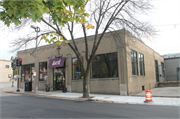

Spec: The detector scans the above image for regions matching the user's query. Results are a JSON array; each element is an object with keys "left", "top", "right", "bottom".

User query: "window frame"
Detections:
[
  {"left": 39, "top": 62, "right": 47, "bottom": 81},
  {"left": 139, "top": 53, "right": 145, "bottom": 76},
  {"left": 72, "top": 57, "right": 83, "bottom": 80},
  {"left": 90, "top": 52, "right": 118, "bottom": 79},
  {"left": 131, "top": 50, "right": 139, "bottom": 76},
  {"left": 21, "top": 64, "right": 34, "bottom": 82}
]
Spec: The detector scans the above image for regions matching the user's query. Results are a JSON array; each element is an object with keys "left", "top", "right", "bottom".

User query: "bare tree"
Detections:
[{"left": 4, "top": 0, "right": 155, "bottom": 98}]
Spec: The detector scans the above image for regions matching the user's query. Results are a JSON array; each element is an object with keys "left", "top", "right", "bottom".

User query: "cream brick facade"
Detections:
[
  {"left": 18, "top": 30, "right": 164, "bottom": 95},
  {"left": 0, "top": 60, "right": 12, "bottom": 82},
  {"left": 125, "top": 34, "right": 165, "bottom": 95}
]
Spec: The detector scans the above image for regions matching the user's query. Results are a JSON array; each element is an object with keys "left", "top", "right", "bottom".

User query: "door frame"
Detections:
[
  {"left": 53, "top": 67, "right": 65, "bottom": 91},
  {"left": 55, "top": 75, "right": 63, "bottom": 90}
]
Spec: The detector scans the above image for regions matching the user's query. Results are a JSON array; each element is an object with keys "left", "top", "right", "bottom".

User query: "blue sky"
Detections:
[{"left": 0, "top": 0, "right": 180, "bottom": 61}]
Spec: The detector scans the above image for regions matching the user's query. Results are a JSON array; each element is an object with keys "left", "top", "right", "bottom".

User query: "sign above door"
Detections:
[{"left": 48, "top": 57, "right": 66, "bottom": 68}]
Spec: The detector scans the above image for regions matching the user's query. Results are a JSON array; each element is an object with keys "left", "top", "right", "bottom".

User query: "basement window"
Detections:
[{"left": 142, "top": 86, "right": 145, "bottom": 91}]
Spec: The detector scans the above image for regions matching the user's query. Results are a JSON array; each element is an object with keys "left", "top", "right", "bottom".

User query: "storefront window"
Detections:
[
  {"left": 21, "top": 64, "right": 34, "bottom": 82},
  {"left": 91, "top": 53, "right": 118, "bottom": 78},
  {"left": 39, "top": 62, "right": 47, "bottom": 81},
  {"left": 72, "top": 58, "right": 83, "bottom": 80}
]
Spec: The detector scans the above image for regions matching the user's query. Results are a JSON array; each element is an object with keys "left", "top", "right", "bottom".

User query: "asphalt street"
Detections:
[{"left": 0, "top": 88, "right": 180, "bottom": 119}]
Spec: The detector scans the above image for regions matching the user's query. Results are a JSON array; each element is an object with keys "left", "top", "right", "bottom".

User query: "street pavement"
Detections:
[
  {"left": 1, "top": 82, "right": 180, "bottom": 106},
  {"left": 1, "top": 91, "right": 179, "bottom": 118}
]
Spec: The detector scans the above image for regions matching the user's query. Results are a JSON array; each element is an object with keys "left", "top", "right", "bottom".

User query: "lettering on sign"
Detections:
[{"left": 52, "top": 60, "right": 61, "bottom": 66}]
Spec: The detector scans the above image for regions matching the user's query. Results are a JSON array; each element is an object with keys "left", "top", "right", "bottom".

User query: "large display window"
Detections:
[
  {"left": 91, "top": 52, "right": 118, "bottom": 78},
  {"left": 72, "top": 58, "right": 83, "bottom": 80},
  {"left": 21, "top": 64, "right": 34, "bottom": 82},
  {"left": 39, "top": 62, "right": 47, "bottom": 81}
]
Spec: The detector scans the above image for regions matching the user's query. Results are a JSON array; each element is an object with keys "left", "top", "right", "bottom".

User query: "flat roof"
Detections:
[{"left": 164, "top": 57, "right": 180, "bottom": 60}]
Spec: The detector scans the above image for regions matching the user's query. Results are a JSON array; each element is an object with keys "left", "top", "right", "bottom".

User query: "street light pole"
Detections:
[{"left": 31, "top": 25, "right": 40, "bottom": 94}]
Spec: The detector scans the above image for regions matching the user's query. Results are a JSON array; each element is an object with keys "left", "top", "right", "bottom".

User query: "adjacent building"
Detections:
[
  {"left": 162, "top": 53, "right": 180, "bottom": 81},
  {"left": 17, "top": 29, "right": 165, "bottom": 95},
  {"left": 162, "top": 53, "right": 180, "bottom": 58},
  {"left": 0, "top": 59, "right": 12, "bottom": 82}
]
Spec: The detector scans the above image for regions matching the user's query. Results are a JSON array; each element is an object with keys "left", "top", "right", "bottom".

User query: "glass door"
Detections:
[
  {"left": 53, "top": 67, "right": 65, "bottom": 90},
  {"left": 56, "top": 75, "right": 63, "bottom": 90}
]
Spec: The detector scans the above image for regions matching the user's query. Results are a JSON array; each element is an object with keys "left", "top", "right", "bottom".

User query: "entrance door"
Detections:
[
  {"left": 55, "top": 75, "right": 63, "bottom": 90},
  {"left": 53, "top": 67, "right": 65, "bottom": 90}
]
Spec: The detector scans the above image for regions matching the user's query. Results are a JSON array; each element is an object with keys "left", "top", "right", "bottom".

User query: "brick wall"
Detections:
[
  {"left": 17, "top": 30, "right": 164, "bottom": 95},
  {"left": 125, "top": 34, "right": 164, "bottom": 95}
]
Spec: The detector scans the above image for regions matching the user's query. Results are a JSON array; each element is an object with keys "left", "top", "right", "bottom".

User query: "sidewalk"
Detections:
[
  {"left": 134, "top": 87, "right": 180, "bottom": 98},
  {"left": 2, "top": 86, "right": 180, "bottom": 106}
]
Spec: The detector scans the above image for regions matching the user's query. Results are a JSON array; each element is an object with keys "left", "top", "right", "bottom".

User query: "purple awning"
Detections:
[{"left": 48, "top": 57, "right": 66, "bottom": 68}]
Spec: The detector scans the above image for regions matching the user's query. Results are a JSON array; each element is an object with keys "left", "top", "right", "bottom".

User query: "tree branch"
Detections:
[
  {"left": 67, "top": 22, "right": 80, "bottom": 56},
  {"left": 41, "top": 17, "right": 58, "bottom": 32},
  {"left": 56, "top": 23, "right": 61, "bottom": 33},
  {"left": 91, "top": 0, "right": 106, "bottom": 57},
  {"left": 91, "top": 1, "right": 128, "bottom": 61},
  {"left": 82, "top": 24, "right": 88, "bottom": 61}
]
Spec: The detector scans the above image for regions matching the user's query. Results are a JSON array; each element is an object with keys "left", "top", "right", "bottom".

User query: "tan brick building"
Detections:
[
  {"left": 17, "top": 30, "right": 165, "bottom": 95},
  {"left": 0, "top": 59, "right": 12, "bottom": 82}
]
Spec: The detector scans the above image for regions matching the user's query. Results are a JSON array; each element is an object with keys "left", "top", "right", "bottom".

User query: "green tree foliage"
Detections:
[
  {"left": 0, "top": 0, "right": 90, "bottom": 43},
  {"left": 0, "top": 0, "right": 89, "bottom": 26}
]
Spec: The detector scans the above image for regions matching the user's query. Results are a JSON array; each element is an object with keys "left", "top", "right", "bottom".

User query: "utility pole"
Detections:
[{"left": 31, "top": 25, "right": 40, "bottom": 94}]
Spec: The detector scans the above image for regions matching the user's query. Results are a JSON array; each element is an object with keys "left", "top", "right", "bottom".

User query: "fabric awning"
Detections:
[{"left": 48, "top": 57, "right": 66, "bottom": 68}]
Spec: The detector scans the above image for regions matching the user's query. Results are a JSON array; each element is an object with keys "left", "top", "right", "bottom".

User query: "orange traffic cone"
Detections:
[{"left": 144, "top": 90, "right": 153, "bottom": 103}]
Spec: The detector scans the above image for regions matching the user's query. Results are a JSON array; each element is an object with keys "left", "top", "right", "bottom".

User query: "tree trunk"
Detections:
[{"left": 83, "top": 66, "right": 91, "bottom": 98}]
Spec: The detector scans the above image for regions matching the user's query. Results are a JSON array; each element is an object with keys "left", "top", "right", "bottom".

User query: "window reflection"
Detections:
[
  {"left": 72, "top": 58, "right": 83, "bottom": 80},
  {"left": 131, "top": 50, "right": 138, "bottom": 75},
  {"left": 39, "top": 62, "right": 47, "bottom": 81},
  {"left": 91, "top": 53, "right": 118, "bottom": 78},
  {"left": 139, "top": 53, "right": 145, "bottom": 76},
  {"left": 21, "top": 64, "right": 34, "bottom": 82}
]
